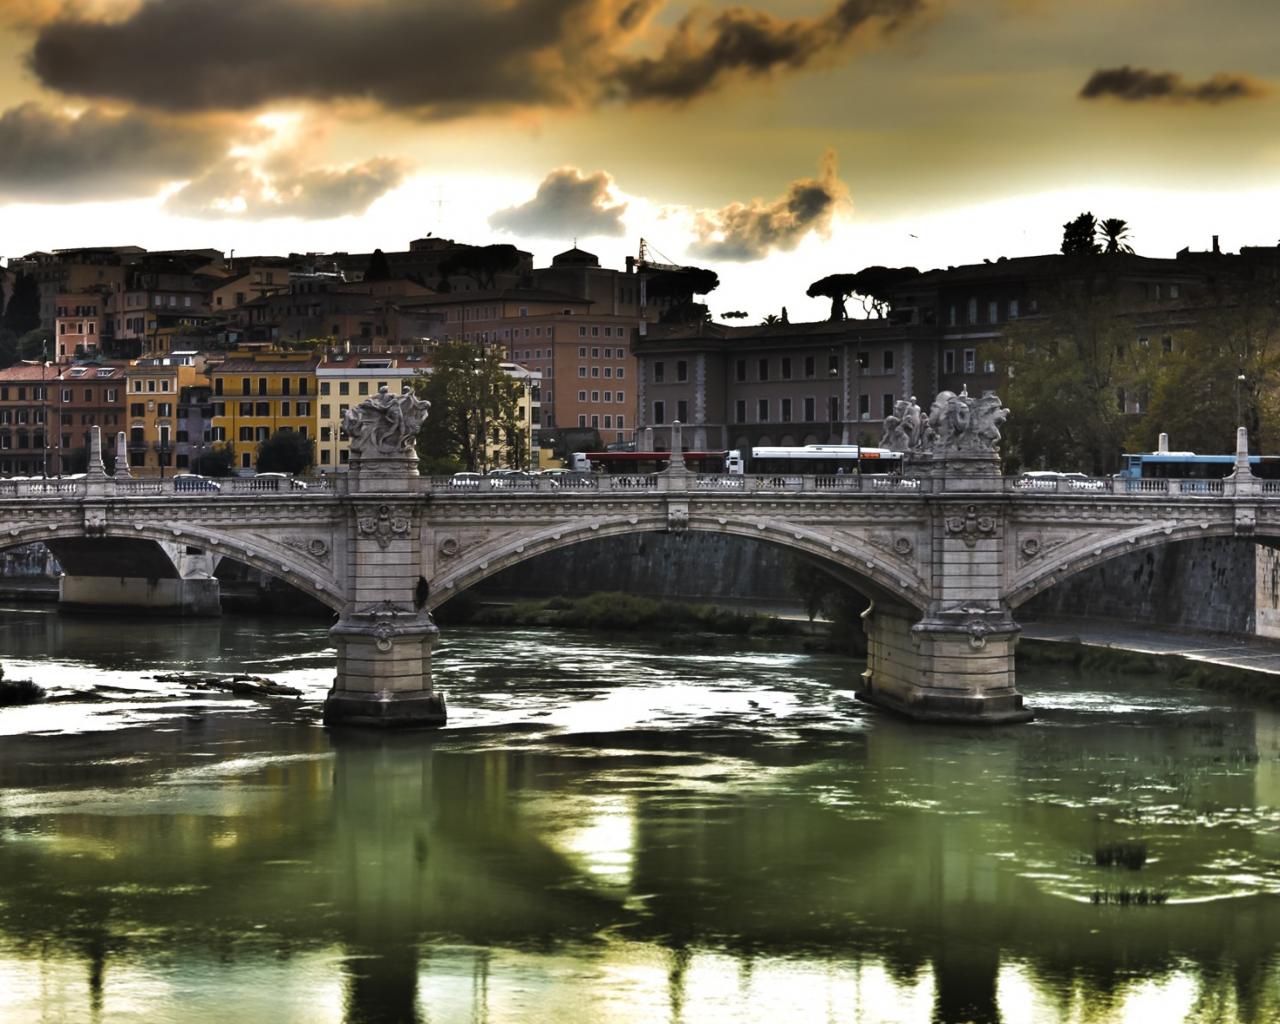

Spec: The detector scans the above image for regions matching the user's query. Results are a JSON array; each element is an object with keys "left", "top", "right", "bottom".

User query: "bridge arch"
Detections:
[
  {"left": 1007, "top": 520, "right": 1263, "bottom": 610},
  {"left": 0, "top": 522, "right": 345, "bottom": 613},
  {"left": 425, "top": 514, "right": 929, "bottom": 614}
]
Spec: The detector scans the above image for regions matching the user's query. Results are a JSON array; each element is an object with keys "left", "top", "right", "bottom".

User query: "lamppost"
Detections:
[
  {"left": 828, "top": 348, "right": 840, "bottom": 445},
  {"left": 1236, "top": 372, "right": 1247, "bottom": 434}
]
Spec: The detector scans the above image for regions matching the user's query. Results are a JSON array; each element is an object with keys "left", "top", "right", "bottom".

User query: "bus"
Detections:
[
  {"left": 727, "top": 445, "right": 904, "bottom": 476},
  {"left": 569, "top": 450, "right": 730, "bottom": 474},
  {"left": 1116, "top": 450, "right": 1280, "bottom": 481}
]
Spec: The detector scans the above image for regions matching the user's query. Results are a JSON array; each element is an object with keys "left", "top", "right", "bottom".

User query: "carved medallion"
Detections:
[
  {"left": 358, "top": 503, "right": 410, "bottom": 550},
  {"left": 944, "top": 504, "right": 997, "bottom": 548}
]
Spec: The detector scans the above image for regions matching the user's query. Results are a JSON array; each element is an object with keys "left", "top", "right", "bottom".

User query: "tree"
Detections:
[
  {"left": 985, "top": 276, "right": 1159, "bottom": 474},
  {"left": 256, "top": 430, "right": 314, "bottom": 474},
  {"left": 2, "top": 272, "right": 40, "bottom": 336},
  {"left": 193, "top": 445, "right": 235, "bottom": 477},
  {"left": 841, "top": 266, "right": 921, "bottom": 318},
  {"left": 647, "top": 265, "right": 720, "bottom": 325},
  {"left": 363, "top": 248, "right": 392, "bottom": 281},
  {"left": 1098, "top": 218, "right": 1134, "bottom": 255},
  {"left": 721, "top": 310, "right": 749, "bottom": 320},
  {"left": 438, "top": 244, "right": 523, "bottom": 290},
  {"left": 761, "top": 313, "right": 781, "bottom": 326},
  {"left": 1061, "top": 212, "right": 1101, "bottom": 256},
  {"left": 806, "top": 273, "right": 860, "bottom": 321},
  {"left": 414, "top": 342, "right": 523, "bottom": 473}
]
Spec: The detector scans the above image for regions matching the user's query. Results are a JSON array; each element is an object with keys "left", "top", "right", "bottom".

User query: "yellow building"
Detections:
[
  {"left": 316, "top": 353, "right": 422, "bottom": 472},
  {"left": 209, "top": 350, "right": 321, "bottom": 473},
  {"left": 124, "top": 355, "right": 203, "bottom": 476},
  {"left": 491, "top": 362, "right": 542, "bottom": 470}
]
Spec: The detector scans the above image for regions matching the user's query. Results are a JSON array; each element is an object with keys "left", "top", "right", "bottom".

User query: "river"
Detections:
[{"left": 0, "top": 604, "right": 1278, "bottom": 1024}]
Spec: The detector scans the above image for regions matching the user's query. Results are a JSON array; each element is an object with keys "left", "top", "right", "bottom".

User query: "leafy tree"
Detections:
[
  {"left": 0, "top": 329, "right": 17, "bottom": 369},
  {"left": 1098, "top": 218, "right": 1134, "bottom": 255},
  {"left": 985, "top": 279, "right": 1158, "bottom": 474},
  {"left": 363, "top": 248, "right": 392, "bottom": 281},
  {"left": 2, "top": 272, "right": 40, "bottom": 336},
  {"left": 806, "top": 273, "right": 860, "bottom": 321},
  {"left": 193, "top": 445, "right": 235, "bottom": 477},
  {"left": 414, "top": 342, "right": 523, "bottom": 472},
  {"left": 18, "top": 329, "right": 52, "bottom": 362},
  {"left": 1142, "top": 276, "right": 1280, "bottom": 453},
  {"left": 256, "top": 430, "right": 315, "bottom": 474},
  {"left": 1061, "top": 212, "right": 1101, "bottom": 256},
  {"left": 721, "top": 310, "right": 748, "bottom": 320}
]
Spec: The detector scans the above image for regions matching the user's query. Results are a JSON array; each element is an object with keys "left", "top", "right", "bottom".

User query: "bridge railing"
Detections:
[{"left": 1008, "top": 476, "right": 1231, "bottom": 496}]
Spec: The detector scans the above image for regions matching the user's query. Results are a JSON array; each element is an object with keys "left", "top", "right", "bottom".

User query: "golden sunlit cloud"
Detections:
[
  {"left": 689, "top": 150, "right": 850, "bottom": 262},
  {"left": 490, "top": 167, "right": 628, "bottom": 239}
]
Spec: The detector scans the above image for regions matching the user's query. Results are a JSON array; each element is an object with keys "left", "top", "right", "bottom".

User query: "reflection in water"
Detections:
[{"left": 1, "top": 605, "right": 1279, "bottom": 1022}]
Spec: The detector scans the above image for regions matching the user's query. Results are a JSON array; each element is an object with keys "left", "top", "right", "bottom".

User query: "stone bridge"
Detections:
[{"left": 2, "top": 397, "right": 1277, "bottom": 727}]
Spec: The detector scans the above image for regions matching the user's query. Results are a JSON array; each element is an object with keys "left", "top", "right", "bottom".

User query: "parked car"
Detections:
[
  {"left": 253, "top": 472, "right": 308, "bottom": 491},
  {"left": 173, "top": 474, "right": 222, "bottom": 493},
  {"left": 1016, "top": 470, "right": 1106, "bottom": 491}
]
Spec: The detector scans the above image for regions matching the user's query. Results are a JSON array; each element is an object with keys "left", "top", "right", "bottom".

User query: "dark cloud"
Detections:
[
  {"left": 0, "top": 102, "right": 227, "bottom": 201},
  {"left": 608, "top": 0, "right": 924, "bottom": 103},
  {"left": 1080, "top": 66, "right": 1267, "bottom": 105},
  {"left": 490, "top": 167, "right": 628, "bottom": 238},
  {"left": 166, "top": 155, "right": 409, "bottom": 220},
  {"left": 690, "top": 151, "right": 848, "bottom": 261},
  {"left": 29, "top": 0, "right": 927, "bottom": 115}
]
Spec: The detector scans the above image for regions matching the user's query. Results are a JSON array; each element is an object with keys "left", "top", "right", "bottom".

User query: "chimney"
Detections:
[{"left": 1212, "top": 235, "right": 1220, "bottom": 254}]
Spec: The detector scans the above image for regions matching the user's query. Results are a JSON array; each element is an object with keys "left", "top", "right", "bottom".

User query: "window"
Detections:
[
  {"left": 804, "top": 396, "right": 816, "bottom": 421},
  {"left": 130, "top": 403, "right": 145, "bottom": 417},
  {"left": 963, "top": 349, "right": 976, "bottom": 374},
  {"left": 859, "top": 394, "right": 870, "bottom": 419},
  {"left": 967, "top": 297, "right": 978, "bottom": 324},
  {"left": 616, "top": 368, "right": 625, "bottom": 379},
  {"left": 339, "top": 382, "right": 350, "bottom": 396},
  {"left": 578, "top": 390, "right": 587, "bottom": 402},
  {"left": 780, "top": 398, "right": 792, "bottom": 422},
  {"left": 653, "top": 400, "right": 666, "bottom": 424},
  {"left": 215, "top": 379, "right": 224, "bottom": 396},
  {"left": 1170, "top": 283, "right": 1181, "bottom": 299},
  {"left": 882, "top": 393, "right": 895, "bottom": 418},
  {"left": 735, "top": 399, "right": 747, "bottom": 422},
  {"left": 883, "top": 350, "right": 894, "bottom": 372},
  {"left": 673, "top": 399, "right": 686, "bottom": 422},
  {"left": 61, "top": 389, "right": 71, "bottom": 403},
  {"left": 654, "top": 361, "right": 665, "bottom": 383},
  {"left": 591, "top": 390, "right": 600, "bottom": 402},
  {"left": 944, "top": 350, "right": 955, "bottom": 374},
  {"left": 988, "top": 300, "right": 999, "bottom": 324},
  {"left": 804, "top": 355, "right": 815, "bottom": 378},
  {"left": 1162, "top": 335, "right": 1173, "bottom": 354},
  {"left": 239, "top": 401, "right": 253, "bottom": 416},
  {"left": 604, "top": 367, "right": 612, "bottom": 378},
  {"left": 616, "top": 416, "right": 624, "bottom": 429},
  {"left": 757, "top": 398, "right": 768, "bottom": 422},
  {"left": 321, "top": 404, "right": 331, "bottom": 419},
  {"left": 147, "top": 379, "right": 156, "bottom": 393},
  {"left": 676, "top": 360, "right": 688, "bottom": 382},
  {"left": 281, "top": 401, "right": 291, "bottom": 417},
  {"left": 615, "top": 391, "right": 624, "bottom": 402},
  {"left": 591, "top": 367, "right": 599, "bottom": 378},
  {"left": 983, "top": 359, "right": 996, "bottom": 374},
  {"left": 358, "top": 381, "right": 369, "bottom": 396},
  {"left": 157, "top": 403, "right": 172, "bottom": 417},
  {"left": 590, "top": 415, "right": 599, "bottom": 428},
  {"left": 1009, "top": 299, "right": 1020, "bottom": 320},
  {"left": 320, "top": 381, "right": 331, "bottom": 396},
  {"left": 781, "top": 357, "right": 792, "bottom": 380},
  {"left": 241, "top": 378, "right": 251, "bottom": 396},
  {"left": 578, "top": 366, "right": 587, "bottom": 378},
  {"left": 758, "top": 358, "right": 769, "bottom": 381},
  {"left": 238, "top": 427, "right": 253, "bottom": 441}
]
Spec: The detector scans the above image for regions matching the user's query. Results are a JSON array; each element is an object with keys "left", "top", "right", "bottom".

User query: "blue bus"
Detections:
[{"left": 1116, "top": 450, "right": 1280, "bottom": 480}]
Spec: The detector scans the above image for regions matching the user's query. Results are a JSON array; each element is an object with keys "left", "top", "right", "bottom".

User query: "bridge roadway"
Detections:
[{"left": 1, "top": 426, "right": 1276, "bottom": 727}]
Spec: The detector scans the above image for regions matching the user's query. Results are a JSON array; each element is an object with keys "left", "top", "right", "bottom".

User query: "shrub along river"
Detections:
[{"left": 0, "top": 603, "right": 1278, "bottom": 1024}]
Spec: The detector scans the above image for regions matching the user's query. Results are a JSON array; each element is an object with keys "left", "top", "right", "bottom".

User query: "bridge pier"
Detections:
[
  {"left": 322, "top": 387, "right": 446, "bottom": 730},
  {"left": 858, "top": 602, "right": 1030, "bottom": 723}
]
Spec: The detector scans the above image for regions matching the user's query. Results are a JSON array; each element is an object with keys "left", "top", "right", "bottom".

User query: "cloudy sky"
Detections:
[{"left": 1, "top": 0, "right": 1277, "bottom": 319}]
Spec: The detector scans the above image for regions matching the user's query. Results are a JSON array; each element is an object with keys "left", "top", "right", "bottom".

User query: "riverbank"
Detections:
[{"left": 1020, "top": 619, "right": 1280, "bottom": 704}]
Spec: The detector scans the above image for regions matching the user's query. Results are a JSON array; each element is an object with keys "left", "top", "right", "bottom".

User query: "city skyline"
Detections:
[{"left": 1, "top": 0, "right": 1278, "bottom": 317}]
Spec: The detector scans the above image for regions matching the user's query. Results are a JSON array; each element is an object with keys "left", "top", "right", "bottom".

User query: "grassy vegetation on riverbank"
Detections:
[
  {"left": 437, "top": 591, "right": 806, "bottom": 638},
  {"left": 1018, "top": 638, "right": 1280, "bottom": 703},
  {"left": 0, "top": 664, "right": 45, "bottom": 706}
]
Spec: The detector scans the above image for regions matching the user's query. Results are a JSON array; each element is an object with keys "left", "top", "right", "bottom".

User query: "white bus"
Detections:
[{"left": 727, "top": 445, "right": 903, "bottom": 476}]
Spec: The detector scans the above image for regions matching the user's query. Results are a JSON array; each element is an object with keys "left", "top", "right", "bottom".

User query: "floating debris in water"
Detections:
[
  {"left": 1095, "top": 842, "right": 1148, "bottom": 870},
  {"left": 150, "top": 673, "right": 303, "bottom": 698},
  {"left": 1091, "top": 888, "right": 1169, "bottom": 906}
]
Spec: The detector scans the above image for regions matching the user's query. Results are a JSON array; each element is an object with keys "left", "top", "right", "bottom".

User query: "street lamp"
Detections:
[{"left": 1236, "top": 372, "right": 1247, "bottom": 434}]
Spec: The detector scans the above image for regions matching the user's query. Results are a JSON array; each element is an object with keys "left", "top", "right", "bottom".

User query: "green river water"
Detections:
[{"left": 0, "top": 604, "right": 1278, "bottom": 1023}]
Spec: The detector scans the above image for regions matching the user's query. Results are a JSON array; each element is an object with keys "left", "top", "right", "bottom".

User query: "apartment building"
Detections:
[
  {"left": 124, "top": 355, "right": 204, "bottom": 476},
  {"left": 634, "top": 319, "right": 930, "bottom": 452},
  {"left": 0, "top": 364, "right": 52, "bottom": 476},
  {"left": 53, "top": 362, "right": 128, "bottom": 473},
  {"left": 209, "top": 351, "right": 321, "bottom": 472},
  {"left": 53, "top": 292, "right": 107, "bottom": 362}
]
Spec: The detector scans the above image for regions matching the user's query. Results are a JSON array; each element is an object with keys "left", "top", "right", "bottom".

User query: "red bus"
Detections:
[{"left": 569, "top": 450, "right": 729, "bottom": 474}]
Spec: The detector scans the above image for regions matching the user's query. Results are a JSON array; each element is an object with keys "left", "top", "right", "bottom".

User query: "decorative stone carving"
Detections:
[
  {"left": 439, "top": 537, "right": 461, "bottom": 558},
  {"left": 357, "top": 504, "right": 411, "bottom": 549},
  {"left": 343, "top": 384, "right": 430, "bottom": 457},
  {"left": 282, "top": 535, "right": 330, "bottom": 561},
  {"left": 883, "top": 386, "right": 1009, "bottom": 456},
  {"left": 893, "top": 536, "right": 913, "bottom": 555},
  {"left": 944, "top": 504, "right": 997, "bottom": 548}
]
